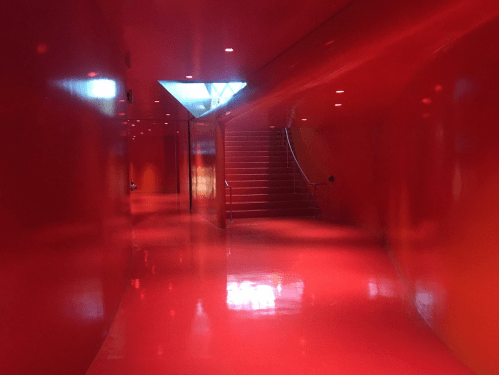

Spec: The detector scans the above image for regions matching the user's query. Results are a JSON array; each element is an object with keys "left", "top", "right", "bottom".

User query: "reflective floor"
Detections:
[{"left": 85, "top": 194, "right": 472, "bottom": 375}]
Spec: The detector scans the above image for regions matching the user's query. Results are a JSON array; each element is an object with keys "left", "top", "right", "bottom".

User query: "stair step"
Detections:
[
  {"left": 226, "top": 180, "right": 308, "bottom": 188},
  {"left": 226, "top": 167, "right": 295, "bottom": 174},
  {"left": 226, "top": 186, "right": 310, "bottom": 195},
  {"left": 225, "top": 150, "right": 287, "bottom": 154},
  {"left": 225, "top": 193, "right": 313, "bottom": 202},
  {"left": 224, "top": 129, "right": 316, "bottom": 219},
  {"left": 225, "top": 130, "right": 280, "bottom": 134},
  {"left": 226, "top": 173, "right": 301, "bottom": 181},
  {"left": 226, "top": 161, "right": 294, "bottom": 168},
  {"left": 227, "top": 200, "right": 315, "bottom": 210},
  {"left": 225, "top": 138, "right": 287, "bottom": 143},
  {"left": 226, "top": 146, "right": 288, "bottom": 153},
  {"left": 228, "top": 208, "right": 317, "bottom": 219},
  {"left": 226, "top": 156, "right": 290, "bottom": 163}
]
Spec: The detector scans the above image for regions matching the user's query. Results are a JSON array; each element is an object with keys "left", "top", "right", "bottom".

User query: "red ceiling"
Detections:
[
  {"left": 121, "top": 0, "right": 353, "bottom": 82},
  {"left": 119, "top": 0, "right": 499, "bottom": 123}
]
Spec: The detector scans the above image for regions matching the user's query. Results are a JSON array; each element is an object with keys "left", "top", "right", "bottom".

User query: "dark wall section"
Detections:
[
  {"left": 291, "top": 16, "right": 499, "bottom": 375},
  {"left": 129, "top": 119, "right": 178, "bottom": 194},
  {"left": 0, "top": 1, "right": 132, "bottom": 374},
  {"left": 177, "top": 120, "right": 191, "bottom": 208}
]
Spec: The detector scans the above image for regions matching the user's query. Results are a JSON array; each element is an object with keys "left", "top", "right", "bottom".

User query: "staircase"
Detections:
[{"left": 225, "top": 128, "right": 317, "bottom": 219}]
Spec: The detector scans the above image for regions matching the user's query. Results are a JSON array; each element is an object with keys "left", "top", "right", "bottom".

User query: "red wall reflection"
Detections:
[
  {"left": 190, "top": 121, "right": 226, "bottom": 228},
  {"left": 0, "top": 1, "right": 132, "bottom": 374},
  {"left": 222, "top": 1, "right": 499, "bottom": 373}
]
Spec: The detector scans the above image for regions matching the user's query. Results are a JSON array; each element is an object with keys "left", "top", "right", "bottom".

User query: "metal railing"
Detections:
[
  {"left": 284, "top": 128, "right": 326, "bottom": 218},
  {"left": 225, "top": 180, "right": 233, "bottom": 222}
]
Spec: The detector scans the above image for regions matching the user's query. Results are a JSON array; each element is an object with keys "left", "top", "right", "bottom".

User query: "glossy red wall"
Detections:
[
  {"left": 222, "top": 1, "right": 499, "bottom": 373},
  {"left": 190, "top": 120, "right": 226, "bottom": 228},
  {"left": 0, "top": 1, "right": 132, "bottom": 374},
  {"left": 290, "top": 15, "right": 499, "bottom": 375}
]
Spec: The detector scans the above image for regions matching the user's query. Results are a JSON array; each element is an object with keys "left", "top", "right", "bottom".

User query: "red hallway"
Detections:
[
  {"left": 86, "top": 194, "right": 472, "bottom": 375},
  {"left": 2, "top": 0, "right": 499, "bottom": 374}
]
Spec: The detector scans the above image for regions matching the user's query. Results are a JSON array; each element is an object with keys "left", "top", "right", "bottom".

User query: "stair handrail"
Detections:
[
  {"left": 284, "top": 128, "right": 326, "bottom": 188},
  {"left": 284, "top": 127, "right": 326, "bottom": 217},
  {"left": 225, "top": 180, "right": 233, "bottom": 222}
]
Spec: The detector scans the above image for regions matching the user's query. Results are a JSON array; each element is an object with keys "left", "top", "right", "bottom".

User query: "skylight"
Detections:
[{"left": 159, "top": 81, "right": 246, "bottom": 118}]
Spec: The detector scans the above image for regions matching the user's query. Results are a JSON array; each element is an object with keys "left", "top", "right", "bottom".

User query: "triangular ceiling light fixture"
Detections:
[{"left": 159, "top": 81, "right": 246, "bottom": 118}]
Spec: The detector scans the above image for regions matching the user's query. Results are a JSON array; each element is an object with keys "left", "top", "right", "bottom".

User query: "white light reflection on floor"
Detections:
[
  {"left": 227, "top": 274, "right": 304, "bottom": 315},
  {"left": 367, "top": 278, "right": 395, "bottom": 299}
]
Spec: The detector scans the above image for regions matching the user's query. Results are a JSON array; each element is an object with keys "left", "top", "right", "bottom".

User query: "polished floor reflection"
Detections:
[{"left": 85, "top": 194, "right": 472, "bottom": 375}]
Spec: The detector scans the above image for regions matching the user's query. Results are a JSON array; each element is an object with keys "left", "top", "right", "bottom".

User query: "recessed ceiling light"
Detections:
[
  {"left": 186, "top": 75, "right": 193, "bottom": 79},
  {"left": 302, "top": 118, "right": 308, "bottom": 121},
  {"left": 136, "top": 120, "right": 140, "bottom": 122},
  {"left": 335, "top": 104, "right": 342, "bottom": 107},
  {"left": 148, "top": 129, "right": 151, "bottom": 131},
  {"left": 336, "top": 90, "right": 344, "bottom": 93},
  {"left": 225, "top": 48, "right": 234, "bottom": 52},
  {"left": 166, "top": 113, "right": 170, "bottom": 116},
  {"left": 154, "top": 100, "right": 160, "bottom": 103},
  {"left": 164, "top": 122, "right": 168, "bottom": 125}
]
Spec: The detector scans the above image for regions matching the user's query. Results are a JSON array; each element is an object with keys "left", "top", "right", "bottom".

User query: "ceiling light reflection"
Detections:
[{"left": 226, "top": 274, "right": 304, "bottom": 315}]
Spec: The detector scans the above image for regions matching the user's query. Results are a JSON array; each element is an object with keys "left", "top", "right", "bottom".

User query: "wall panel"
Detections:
[{"left": 0, "top": 1, "right": 132, "bottom": 374}]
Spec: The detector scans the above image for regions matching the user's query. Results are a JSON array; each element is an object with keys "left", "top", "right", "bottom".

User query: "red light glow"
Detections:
[
  {"left": 36, "top": 43, "right": 48, "bottom": 54},
  {"left": 88, "top": 72, "right": 98, "bottom": 77},
  {"left": 422, "top": 98, "right": 432, "bottom": 104}
]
